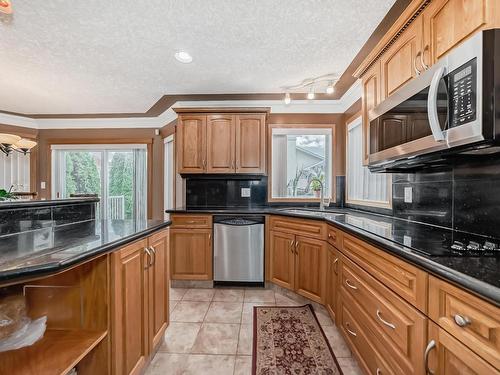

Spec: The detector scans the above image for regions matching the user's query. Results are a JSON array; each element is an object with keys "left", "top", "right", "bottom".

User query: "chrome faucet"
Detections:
[{"left": 309, "top": 178, "right": 325, "bottom": 211}]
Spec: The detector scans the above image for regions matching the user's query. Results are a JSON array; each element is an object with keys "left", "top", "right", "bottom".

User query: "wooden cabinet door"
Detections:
[
  {"left": 325, "top": 245, "right": 340, "bottom": 322},
  {"left": 427, "top": 322, "right": 499, "bottom": 375},
  {"left": 361, "top": 60, "right": 381, "bottom": 165},
  {"left": 207, "top": 114, "right": 235, "bottom": 173},
  {"left": 380, "top": 18, "right": 423, "bottom": 100},
  {"left": 294, "top": 236, "right": 327, "bottom": 304},
  {"left": 378, "top": 114, "right": 408, "bottom": 151},
  {"left": 177, "top": 115, "right": 206, "bottom": 173},
  {"left": 170, "top": 229, "right": 212, "bottom": 280},
  {"left": 235, "top": 114, "right": 266, "bottom": 174},
  {"left": 269, "top": 230, "right": 295, "bottom": 291},
  {"left": 111, "top": 239, "right": 149, "bottom": 375},
  {"left": 422, "top": 0, "right": 490, "bottom": 65},
  {"left": 147, "top": 230, "right": 169, "bottom": 352}
]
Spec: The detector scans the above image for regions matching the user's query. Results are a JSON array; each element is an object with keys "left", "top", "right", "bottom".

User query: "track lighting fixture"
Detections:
[
  {"left": 307, "top": 87, "right": 315, "bottom": 100},
  {"left": 280, "top": 73, "right": 339, "bottom": 103},
  {"left": 284, "top": 92, "right": 291, "bottom": 105},
  {"left": 326, "top": 81, "right": 335, "bottom": 94}
]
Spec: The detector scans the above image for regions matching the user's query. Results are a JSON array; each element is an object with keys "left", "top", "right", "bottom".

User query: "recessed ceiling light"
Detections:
[
  {"left": 174, "top": 51, "right": 193, "bottom": 63},
  {"left": 307, "top": 87, "right": 315, "bottom": 100}
]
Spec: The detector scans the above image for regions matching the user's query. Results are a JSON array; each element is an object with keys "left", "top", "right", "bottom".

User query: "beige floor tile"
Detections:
[
  {"left": 182, "top": 288, "right": 215, "bottom": 302},
  {"left": 322, "top": 325, "right": 351, "bottom": 358},
  {"left": 241, "top": 302, "right": 275, "bottom": 325},
  {"left": 169, "top": 300, "right": 178, "bottom": 313},
  {"left": 191, "top": 323, "right": 240, "bottom": 355},
  {"left": 275, "top": 293, "right": 302, "bottom": 306},
  {"left": 234, "top": 355, "right": 252, "bottom": 375},
  {"left": 204, "top": 302, "right": 243, "bottom": 323},
  {"left": 337, "top": 357, "right": 363, "bottom": 375},
  {"left": 315, "top": 309, "right": 334, "bottom": 326},
  {"left": 159, "top": 322, "right": 202, "bottom": 353},
  {"left": 147, "top": 353, "right": 235, "bottom": 375},
  {"left": 244, "top": 289, "right": 275, "bottom": 303},
  {"left": 213, "top": 288, "right": 245, "bottom": 302},
  {"left": 237, "top": 324, "right": 253, "bottom": 355},
  {"left": 170, "top": 288, "right": 187, "bottom": 301},
  {"left": 170, "top": 301, "right": 210, "bottom": 323}
]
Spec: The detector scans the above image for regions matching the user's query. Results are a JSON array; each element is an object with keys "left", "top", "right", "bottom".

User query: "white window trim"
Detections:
[
  {"left": 345, "top": 116, "right": 392, "bottom": 209},
  {"left": 51, "top": 144, "right": 147, "bottom": 150}
]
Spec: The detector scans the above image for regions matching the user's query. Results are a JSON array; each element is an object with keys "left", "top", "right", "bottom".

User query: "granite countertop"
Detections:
[
  {"left": 0, "top": 218, "right": 171, "bottom": 283},
  {"left": 0, "top": 197, "right": 100, "bottom": 210},
  {"left": 167, "top": 207, "right": 500, "bottom": 306}
]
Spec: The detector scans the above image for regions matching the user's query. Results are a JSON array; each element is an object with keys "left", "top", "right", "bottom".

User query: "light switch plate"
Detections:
[
  {"left": 40, "top": 181, "right": 46, "bottom": 189},
  {"left": 404, "top": 186, "right": 413, "bottom": 203},
  {"left": 241, "top": 188, "right": 251, "bottom": 198},
  {"left": 403, "top": 235, "right": 412, "bottom": 247}
]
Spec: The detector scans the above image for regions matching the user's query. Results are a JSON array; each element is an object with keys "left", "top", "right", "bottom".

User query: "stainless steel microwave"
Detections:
[{"left": 368, "top": 29, "right": 499, "bottom": 171}]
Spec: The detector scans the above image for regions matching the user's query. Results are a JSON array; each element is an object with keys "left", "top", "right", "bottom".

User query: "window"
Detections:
[
  {"left": 271, "top": 126, "right": 333, "bottom": 201},
  {"left": 51, "top": 144, "right": 148, "bottom": 220},
  {"left": 346, "top": 117, "right": 391, "bottom": 207},
  {"left": 0, "top": 151, "right": 30, "bottom": 193}
]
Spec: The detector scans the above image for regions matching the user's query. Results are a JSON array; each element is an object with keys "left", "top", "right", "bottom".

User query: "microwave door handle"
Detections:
[{"left": 427, "top": 66, "right": 446, "bottom": 142}]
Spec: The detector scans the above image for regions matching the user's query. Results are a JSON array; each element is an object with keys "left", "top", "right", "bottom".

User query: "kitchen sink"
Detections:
[{"left": 277, "top": 208, "right": 345, "bottom": 219}]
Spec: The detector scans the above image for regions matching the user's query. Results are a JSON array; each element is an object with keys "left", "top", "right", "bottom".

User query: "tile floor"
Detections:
[{"left": 146, "top": 287, "right": 363, "bottom": 375}]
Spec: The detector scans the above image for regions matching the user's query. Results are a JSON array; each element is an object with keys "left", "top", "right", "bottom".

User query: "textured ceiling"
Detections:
[{"left": 0, "top": 0, "right": 395, "bottom": 115}]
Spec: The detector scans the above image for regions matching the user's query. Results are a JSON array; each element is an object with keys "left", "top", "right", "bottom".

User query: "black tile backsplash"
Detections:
[
  {"left": 392, "top": 154, "right": 500, "bottom": 239},
  {"left": 186, "top": 176, "right": 268, "bottom": 208}
]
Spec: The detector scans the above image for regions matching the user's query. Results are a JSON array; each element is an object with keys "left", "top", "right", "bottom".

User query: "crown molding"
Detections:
[{"left": 0, "top": 80, "right": 361, "bottom": 130}]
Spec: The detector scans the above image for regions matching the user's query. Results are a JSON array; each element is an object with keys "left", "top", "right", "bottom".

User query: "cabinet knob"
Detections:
[{"left": 454, "top": 314, "right": 471, "bottom": 327}]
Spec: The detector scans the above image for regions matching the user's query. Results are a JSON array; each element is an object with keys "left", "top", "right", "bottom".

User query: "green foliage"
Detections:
[
  {"left": 108, "top": 152, "right": 134, "bottom": 218},
  {"left": 65, "top": 152, "right": 101, "bottom": 196},
  {"left": 310, "top": 179, "right": 322, "bottom": 191},
  {"left": 0, "top": 188, "right": 18, "bottom": 201}
]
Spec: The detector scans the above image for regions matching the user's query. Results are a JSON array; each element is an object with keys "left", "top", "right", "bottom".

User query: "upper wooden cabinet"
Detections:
[
  {"left": 177, "top": 115, "right": 207, "bottom": 173},
  {"left": 207, "top": 114, "right": 236, "bottom": 173},
  {"left": 380, "top": 17, "right": 423, "bottom": 101},
  {"left": 361, "top": 60, "right": 381, "bottom": 164},
  {"left": 235, "top": 114, "right": 266, "bottom": 173},
  {"left": 175, "top": 109, "right": 268, "bottom": 175}
]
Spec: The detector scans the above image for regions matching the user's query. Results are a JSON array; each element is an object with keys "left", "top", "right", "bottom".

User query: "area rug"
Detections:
[{"left": 252, "top": 304, "right": 343, "bottom": 375}]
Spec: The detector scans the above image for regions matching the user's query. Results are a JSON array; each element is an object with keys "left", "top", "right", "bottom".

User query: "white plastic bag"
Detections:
[{"left": 0, "top": 316, "right": 47, "bottom": 352}]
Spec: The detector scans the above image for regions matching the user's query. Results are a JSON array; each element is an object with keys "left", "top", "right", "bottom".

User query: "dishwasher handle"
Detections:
[{"left": 213, "top": 215, "right": 265, "bottom": 226}]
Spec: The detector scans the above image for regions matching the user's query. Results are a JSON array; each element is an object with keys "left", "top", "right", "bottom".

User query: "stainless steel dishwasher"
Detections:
[{"left": 213, "top": 215, "right": 264, "bottom": 286}]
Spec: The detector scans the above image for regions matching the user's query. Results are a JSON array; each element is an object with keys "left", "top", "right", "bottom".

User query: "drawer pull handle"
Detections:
[
  {"left": 424, "top": 340, "right": 436, "bottom": 375},
  {"left": 414, "top": 52, "right": 422, "bottom": 76},
  {"left": 333, "top": 258, "right": 339, "bottom": 275},
  {"left": 345, "top": 323, "right": 357, "bottom": 337},
  {"left": 345, "top": 279, "right": 358, "bottom": 290},
  {"left": 376, "top": 369, "right": 381, "bottom": 375},
  {"left": 144, "top": 247, "right": 152, "bottom": 269},
  {"left": 289, "top": 240, "right": 295, "bottom": 253},
  {"left": 421, "top": 45, "right": 430, "bottom": 71},
  {"left": 376, "top": 309, "right": 396, "bottom": 330},
  {"left": 454, "top": 314, "right": 471, "bottom": 327}
]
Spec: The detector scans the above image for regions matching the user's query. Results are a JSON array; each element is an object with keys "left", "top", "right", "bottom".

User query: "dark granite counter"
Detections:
[
  {"left": 167, "top": 207, "right": 500, "bottom": 306},
  {"left": 0, "top": 197, "right": 99, "bottom": 210},
  {"left": 0, "top": 218, "right": 171, "bottom": 283}
]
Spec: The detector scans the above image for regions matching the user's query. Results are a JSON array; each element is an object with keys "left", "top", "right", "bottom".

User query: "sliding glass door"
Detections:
[{"left": 52, "top": 145, "right": 147, "bottom": 220}]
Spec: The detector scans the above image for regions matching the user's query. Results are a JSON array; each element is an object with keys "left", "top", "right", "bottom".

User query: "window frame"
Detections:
[
  {"left": 345, "top": 116, "right": 392, "bottom": 209},
  {"left": 268, "top": 123, "right": 336, "bottom": 203}
]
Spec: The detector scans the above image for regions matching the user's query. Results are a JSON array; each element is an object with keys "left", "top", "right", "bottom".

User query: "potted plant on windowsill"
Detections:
[
  {"left": 0, "top": 186, "right": 19, "bottom": 202},
  {"left": 311, "top": 179, "right": 322, "bottom": 198}
]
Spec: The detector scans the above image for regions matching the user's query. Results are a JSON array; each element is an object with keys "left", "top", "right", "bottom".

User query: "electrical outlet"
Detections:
[
  {"left": 241, "top": 188, "right": 251, "bottom": 198},
  {"left": 403, "top": 235, "right": 412, "bottom": 247},
  {"left": 404, "top": 186, "right": 413, "bottom": 203}
]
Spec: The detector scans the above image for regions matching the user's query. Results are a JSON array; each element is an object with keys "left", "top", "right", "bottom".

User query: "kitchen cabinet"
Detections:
[
  {"left": 207, "top": 114, "right": 235, "bottom": 173},
  {"left": 426, "top": 322, "right": 499, "bottom": 375},
  {"left": 269, "top": 230, "right": 296, "bottom": 290},
  {"left": 380, "top": 17, "right": 423, "bottom": 100},
  {"left": 361, "top": 60, "right": 381, "bottom": 164},
  {"left": 175, "top": 109, "right": 267, "bottom": 175},
  {"left": 269, "top": 219, "right": 327, "bottom": 304},
  {"left": 177, "top": 115, "right": 207, "bottom": 173},
  {"left": 111, "top": 230, "right": 169, "bottom": 375},
  {"left": 235, "top": 114, "right": 266, "bottom": 173},
  {"left": 170, "top": 229, "right": 212, "bottom": 280},
  {"left": 324, "top": 244, "right": 340, "bottom": 322}
]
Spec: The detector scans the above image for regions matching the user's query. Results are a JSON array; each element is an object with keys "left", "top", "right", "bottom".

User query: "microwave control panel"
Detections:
[{"left": 449, "top": 58, "right": 477, "bottom": 128}]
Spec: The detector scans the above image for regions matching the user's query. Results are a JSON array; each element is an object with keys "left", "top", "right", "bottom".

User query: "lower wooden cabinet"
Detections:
[
  {"left": 170, "top": 228, "right": 212, "bottom": 280},
  {"left": 426, "top": 321, "right": 499, "bottom": 375},
  {"left": 111, "top": 230, "right": 169, "bottom": 375},
  {"left": 269, "top": 230, "right": 326, "bottom": 304},
  {"left": 325, "top": 244, "right": 340, "bottom": 322}
]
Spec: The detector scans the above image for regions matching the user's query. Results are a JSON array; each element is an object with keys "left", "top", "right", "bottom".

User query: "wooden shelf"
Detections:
[{"left": 0, "top": 329, "right": 107, "bottom": 375}]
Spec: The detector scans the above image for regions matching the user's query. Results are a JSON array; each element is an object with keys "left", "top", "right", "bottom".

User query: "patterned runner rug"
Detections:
[{"left": 252, "top": 304, "right": 343, "bottom": 374}]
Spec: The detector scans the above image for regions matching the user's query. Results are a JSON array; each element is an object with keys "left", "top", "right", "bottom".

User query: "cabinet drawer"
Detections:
[
  {"left": 340, "top": 255, "right": 427, "bottom": 375},
  {"left": 326, "top": 225, "right": 342, "bottom": 249},
  {"left": 429, "top": 275, "right": 500, "bottom": 370},
  {"left": 342, "top": 233, "right": 428, "bottom": 312},
  {"left": 339, "top": 297, "right": 398, "bottom": 375},
  {"left": 269, "top": 216, "right": 326, "bottom": 240},
  {"left": 170, "top": 214, "right": 212, "bottom": 228}
]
